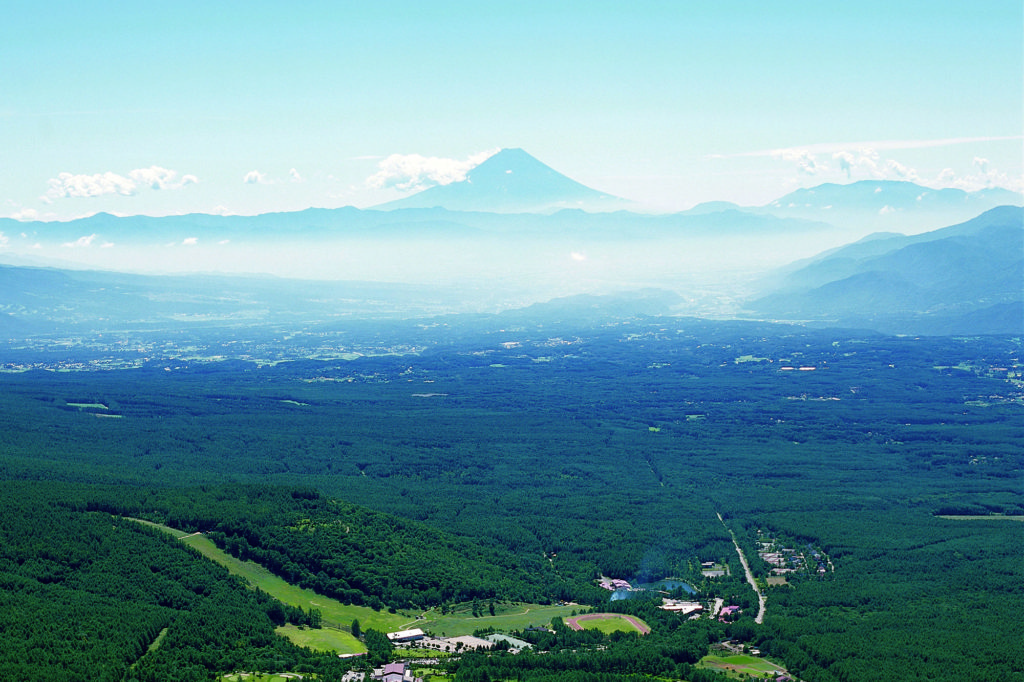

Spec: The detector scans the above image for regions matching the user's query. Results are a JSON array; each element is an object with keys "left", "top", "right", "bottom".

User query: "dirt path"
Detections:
[{"left": 718, "top": 513, "right": 766, "bottom": 624}]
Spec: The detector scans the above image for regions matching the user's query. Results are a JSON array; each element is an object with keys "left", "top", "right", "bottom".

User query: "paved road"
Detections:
[{"left": 718, "top": 513, "right": 766, "bottom": 624}]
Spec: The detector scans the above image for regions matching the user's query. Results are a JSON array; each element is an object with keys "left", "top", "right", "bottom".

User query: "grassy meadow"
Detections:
[
  {"left": 135, "top": 519, "right": 577, "bottom": 651},
  {"left": 697, "top": 653, "right": 788, "bottom": 679},
  {"left": 412, "top": 602, "right": 580, "bottom": 637}
]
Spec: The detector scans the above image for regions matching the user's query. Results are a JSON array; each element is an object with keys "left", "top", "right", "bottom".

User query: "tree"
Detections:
[
  {"left": 363, "top": 629, "right": 393, "bottom": 666},
  {"left": 351, "top": 618, "right": 361, "bottom": 639}
]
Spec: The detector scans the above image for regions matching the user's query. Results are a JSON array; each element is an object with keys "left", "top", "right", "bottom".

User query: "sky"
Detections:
[{"left": 2, "top": 0, "right": 1022, "bottom": 222}]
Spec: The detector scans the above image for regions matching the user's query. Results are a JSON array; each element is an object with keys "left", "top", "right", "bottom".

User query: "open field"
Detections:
[
  {"left": 129, "top": 517, "right": 192, "bottom": 539},
  {"left": 565, "top": 613, "right": 650, "bottom": 635},
  {"left": 136, "top": 519, "right": 577, "bottom": 648},
  {"left": 273, "top": 624, "right": 362, "bottom": 655},
  {"left": 176, "top": 532, "right": 405, "bottom": 636},
  {"left": 937, "top": 515, "right": 1024, "bottom": 522},
  {"left": 412, "top": 603, "right": 580, "bottom": 637},
  {"left": 697, "top": 653, "right": 787, "bottom": 679},
  {"left": 133, "top": 520, "right": 392, "bottom": 653},
  {"left": 221, "top": 673, "right": 315, "bottom": 681}
]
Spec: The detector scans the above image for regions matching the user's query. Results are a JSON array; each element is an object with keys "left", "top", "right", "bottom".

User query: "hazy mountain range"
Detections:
[
  {"left": 746, "top": 206, "right": 1024, "bottom": 334},
  {"left": 2, "top": 205, "right": 1020, "bottom": 337},
  {"left": 3, "top": 149, "right": 1017, "bottom": 249},
  {"left": 0, "top": 149, "right": 1020, "bottom": 336}
]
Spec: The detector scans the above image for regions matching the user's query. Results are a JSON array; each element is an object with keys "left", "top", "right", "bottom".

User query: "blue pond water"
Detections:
[{"left": 610, "top": 579, "right": 695, "bottom": 601}]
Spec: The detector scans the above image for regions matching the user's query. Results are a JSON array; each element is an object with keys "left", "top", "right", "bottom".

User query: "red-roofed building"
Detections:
[{"left": 372, "top": 662, "right": 421, "bottom": 682}]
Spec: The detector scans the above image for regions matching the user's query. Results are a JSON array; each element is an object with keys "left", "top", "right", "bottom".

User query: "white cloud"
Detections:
[
  {"left": 182, "top": 237, "right": 198, "bottom": 246},
  {"left": 129, "top": 166, "right": 176, "bottom": 190},
  {"left": 570, "top": 251, "right": 587, "bottom": 261},
  {"left": 0, "top": 233, "right": 8, "bottom": 248},
  {"left": 774, "top": 149, "right": 819, "bottom": 175},
  {"left": 244, "top": 170, "right": 269, "bottom": 184},
  {"left": 777, "top": 146, "right": 925, "bottom": 184},
  {"left": 367, "top": 148, "right": 499, "bottom": 191},
  {"left": 833, "top": 151, "right": 856, "bottom": 178},
  {"left": 11, "top": 208, "right": 39, "bottom": 222},
  {"left": 930, "top": 157, "right": 1024, "bottom": 193},
  {"left": 828, "top": 148, "right": 888, "bottom": 180},
  {"left": 885, "top": 159, "right": 918, "bottom": 181},
  {"left": 289, "top": 168, "right": 303, "bottom": 182},
  {"left": 48, "top": 171, "right": 136, "bottom": 199},
  {"left": 723, "top": 137, "right": 1022, "bottom": 194},
  {"left": 62, "top": 233, "right": 97, "bottom": 248},
  {"left": 46, "top": 166, "right": 198, "bottom": 199}
]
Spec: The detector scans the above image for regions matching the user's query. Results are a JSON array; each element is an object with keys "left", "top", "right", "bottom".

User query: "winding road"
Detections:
[{"left": 718, "top": 513, "right": 766, "bottom": 624}]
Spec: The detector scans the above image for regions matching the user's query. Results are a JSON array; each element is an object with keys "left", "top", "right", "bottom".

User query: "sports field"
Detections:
[
  {"left": 564, "top": 613, "right": 650, "bottom": 635},
  {"left": 697, "top": 653, "right": 788, "bottom": 678}
]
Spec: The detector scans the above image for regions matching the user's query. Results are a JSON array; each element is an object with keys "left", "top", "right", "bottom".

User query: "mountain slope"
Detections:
[
  {"left": 747, "top": 206, "right": 1024, "bottom": 334},
  {"left": 374, "top": 148, "right": 629, "bottom": 213}
]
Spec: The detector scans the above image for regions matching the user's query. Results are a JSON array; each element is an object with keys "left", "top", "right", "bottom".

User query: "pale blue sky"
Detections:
[{"left": 3, "top": 0, "right": 1021, "bottom": 220}]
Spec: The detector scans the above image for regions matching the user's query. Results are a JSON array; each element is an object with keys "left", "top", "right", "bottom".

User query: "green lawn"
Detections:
[
  {"left": 220, "top": 673, "right": 316, "bottom": 681},
  {"left": 136, "top": 520, "right": 575, "bottom": 652},
  {"left": 129, "top": 517, "right": 191, "bottom": 539},
  {"left": 565, "top": 613, "right": 651, "bottom": 635},
  {"left": 697, "top": 653, "right": 787, "bottom": 678},
  {"left": 575, "top": 618, "right": 638, "bottom": 635},
  {"left": 274, "top": 623, "right": 361, "bottom": 654},
  {"left": 177, "top": 532, "right": 407, "bottom": 637},
  {"left": 132, "top": 520, "right": 405, "bottom": 653},
  {"left": 180, "top": 532, "right": 407, "bottom": 638},
  {"left": 411, "top": 602, "right": 580, "bottom": 637}
]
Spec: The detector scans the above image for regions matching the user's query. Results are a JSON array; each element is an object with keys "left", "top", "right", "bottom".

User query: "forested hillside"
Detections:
[{"left": 0, "top": 483, "right": 344, "bottom": 681}]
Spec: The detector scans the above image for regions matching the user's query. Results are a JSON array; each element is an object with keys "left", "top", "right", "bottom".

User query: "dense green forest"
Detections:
[
  {"left": 0, "top": 317, "right": 1021, "bottom": 680},
  {"left": 0, "top": 483, "right": 352, "bottom": 681},
  {"left": 77, "top": 483, "right": 585, "bottom": 608}
]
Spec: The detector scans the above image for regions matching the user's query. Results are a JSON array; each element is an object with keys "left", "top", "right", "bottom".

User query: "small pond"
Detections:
[{"left": 610, "top": 578, "right": 695, "bottom": 601}]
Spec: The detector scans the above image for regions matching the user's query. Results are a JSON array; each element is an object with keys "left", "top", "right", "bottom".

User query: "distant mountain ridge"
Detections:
[
  {"left": 2, "top": 206, "right": 1020, "bottom": 337},
  {"left": 0, "top": 198, "right": 834, "bottom": 248},
  {"left": 746, "top": 206, "right": 1024, "bottom": 334},
  {"left": 750, "top": 180, "right": 1022, "bottom": 233},
  {"left": 764, "top": 180, "right": 1022, "bottom": 212},
  {"left": 373, "top": 148, "right": 631, "bottom": 213}
]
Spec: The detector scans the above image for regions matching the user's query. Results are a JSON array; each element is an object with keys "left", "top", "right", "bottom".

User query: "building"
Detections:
[
  {"left": 371, "top": 662, "right": 421, "bottom": 682},
  {"left": 386, "top": 629, "right": 425, "bottom": 643},
  {"left": 660, "top": 599, "right": 705, "bottom": 616}
]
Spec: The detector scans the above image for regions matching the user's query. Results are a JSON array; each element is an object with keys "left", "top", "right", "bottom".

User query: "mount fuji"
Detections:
[{"left": 374, "top": 148, "right": 631, "bottom": 213}]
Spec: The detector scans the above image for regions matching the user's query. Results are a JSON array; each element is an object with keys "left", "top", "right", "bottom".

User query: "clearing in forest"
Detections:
[
  {"left": 697, "top": 653, "right": 788, "bottom": 679},
  {"left": 564, "top": 613, "right": 650, "bottom": 635},
  {"left": 937, "top": 515, "right": 1024, "bottom": 522},
  {"left": 129, "top": 519, "right": 390, "bottom": 653},
  {"left": 414, "top": 603, "right": 579, "bottom": 637}
]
